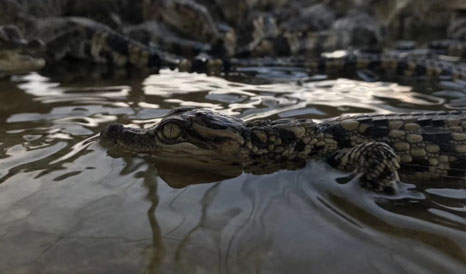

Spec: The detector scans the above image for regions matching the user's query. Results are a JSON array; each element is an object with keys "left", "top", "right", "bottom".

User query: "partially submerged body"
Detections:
[{"left": 100, "top": 108, "right": 466, "bottom": 193}]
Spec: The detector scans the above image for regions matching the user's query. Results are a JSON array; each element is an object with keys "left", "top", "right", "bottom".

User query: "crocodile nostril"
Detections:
[{"left": 100, "top": 124, "right": 124, "bottom": 140}]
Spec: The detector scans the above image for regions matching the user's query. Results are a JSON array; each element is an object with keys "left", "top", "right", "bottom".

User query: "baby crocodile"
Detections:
[
  {"left": 1, "top": 0, "right": 463, "bottom": 78},
  {"left": 231, "top": 50, "right": 466, "bottom": 81},
  {"left": 100, "top": 108, "right": 466, "bottom": 193},
  {"left": 25, "top": 16, "right": 183, "bottom": 70}
]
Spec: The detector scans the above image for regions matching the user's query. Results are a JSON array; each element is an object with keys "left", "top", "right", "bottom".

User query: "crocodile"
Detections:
[
  {"left": 0, "top": 0, "right": 188, "bottom": 71},
  {"left": 167, "top": 0, "right": 462, "bottom": 58},
  {"left": 1, "top": 15, "right": 463, "bottom": 80},
  {"left": 234, "top": 11, "right": 384, "bottom": 57},
  {"left": 0, "top": 0, "right": 238, "bottom": 75},
  {"left": 311, "top": 51, "right": 466, "bottom": 81},
  {"left": 229, "top": 50, "right": 466, "bottom": 81},
  {"left": 0, "top": 0, "right": 464, "bottom": 79},
  {"left": 100, "top": 108, "right": 466, "bottom": 193},
  {"left": 24, "top": 16, "right": 184, "bottom": 69},
  {"left": 0, "top": 24, "right": 45, "bottom": 76}
]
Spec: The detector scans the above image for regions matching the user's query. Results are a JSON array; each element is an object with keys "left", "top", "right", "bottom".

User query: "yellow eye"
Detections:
[{"left": 161, "top": 123, "right": 182, "bottom": 140}]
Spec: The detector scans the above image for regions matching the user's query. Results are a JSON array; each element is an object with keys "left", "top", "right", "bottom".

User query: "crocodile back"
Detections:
[{"left": 323, "top": 111, "right": 466, "bottom": 179}]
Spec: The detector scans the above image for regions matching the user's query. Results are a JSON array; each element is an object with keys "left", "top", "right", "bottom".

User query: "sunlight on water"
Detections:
[{"left": 0, "top": 69, "right": 464, "bottom": 274}]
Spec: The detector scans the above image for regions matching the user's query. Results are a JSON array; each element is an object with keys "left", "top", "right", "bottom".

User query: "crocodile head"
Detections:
[
  {"left": 0, "top": 25, "right": 45, "bottom": 75},
  {"left": 100, "top": 108, "right": 250, "bottom": 165}
]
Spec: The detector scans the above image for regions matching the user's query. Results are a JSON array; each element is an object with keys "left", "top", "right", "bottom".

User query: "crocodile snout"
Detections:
[{"left": 100, "top": 124, "right": 124, "bottom": 142}]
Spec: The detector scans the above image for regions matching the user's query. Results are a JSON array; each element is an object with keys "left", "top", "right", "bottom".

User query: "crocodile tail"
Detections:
[
  {"left": 428, "top": 40, "right": 466, "bottom": 58},
  {"left": 305, "top": 52, "right": 466, "bottom": 81}
]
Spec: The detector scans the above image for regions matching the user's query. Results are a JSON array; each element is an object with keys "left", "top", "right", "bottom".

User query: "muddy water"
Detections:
[{"left": 0, "top": 68, "right": 465, "bottom": 274}]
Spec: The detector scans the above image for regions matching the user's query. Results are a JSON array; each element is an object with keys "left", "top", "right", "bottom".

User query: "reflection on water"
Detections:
[{"left": 0, "top": 69, "right": 465, "bottom": 274}]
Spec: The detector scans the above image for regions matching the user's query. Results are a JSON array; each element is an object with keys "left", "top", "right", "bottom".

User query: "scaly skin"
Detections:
[
  {"left": 308, "top": 52, "right": 466, "bottom": 81},
  {"left": 0, "top": 0, "right": 186, "bottom": 71},
  {"left": 230, "top": 51, "right": 466, "bottom": 81},
  {"left": 2, "top": 14, "right": 229, "bottom": 74},
  {"left": 236, "top": 12, "right": 383, "bottom": 57},
  {"left": 0, "top": 0, "right": 463, "bottom": 78},
  {"left": 25, "top": 17, "right": 182, "bottom": 70},
  {"left": 25, "top": 16, "right": 458, "bottom": 79},
  {"left": 100, "top": 108, "right": 466, "bottom": 193}
]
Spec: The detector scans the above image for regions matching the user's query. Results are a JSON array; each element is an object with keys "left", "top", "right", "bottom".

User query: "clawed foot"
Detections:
[
  {"left": 329, "top": 142, "right": 401, "bottom": 194},
  {"left": 360, "top": 172, "right": 399, "bottom": 194}
]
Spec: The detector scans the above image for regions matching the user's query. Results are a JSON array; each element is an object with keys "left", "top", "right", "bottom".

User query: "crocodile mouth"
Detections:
[
  {"left": 100, "top": 123, "right": 158, "bottom": 153},
  {"left": 0, "top": 49, "right": 45, "bottom": 74},
  {"left": 100, "top": 108, "right": 249, "bottom": 165}
]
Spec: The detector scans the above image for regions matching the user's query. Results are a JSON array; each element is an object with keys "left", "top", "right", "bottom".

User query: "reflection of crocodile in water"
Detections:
[{"left": 100, "top": 108, "right": 466, "bottom": 193}]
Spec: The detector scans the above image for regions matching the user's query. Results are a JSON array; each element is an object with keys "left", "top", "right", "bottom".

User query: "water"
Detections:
[{"left": 0, "top": 67, "right": 465, "bottom": 274}]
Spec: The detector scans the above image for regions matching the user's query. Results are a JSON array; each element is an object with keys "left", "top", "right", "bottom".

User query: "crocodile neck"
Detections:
[{"left": 241, "top": 118, "right": 331, "bottom": 163}]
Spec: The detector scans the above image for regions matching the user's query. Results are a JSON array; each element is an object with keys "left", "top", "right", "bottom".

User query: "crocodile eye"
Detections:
[{"left": 161, "top": 122, "right": 182, "bottom": 140}]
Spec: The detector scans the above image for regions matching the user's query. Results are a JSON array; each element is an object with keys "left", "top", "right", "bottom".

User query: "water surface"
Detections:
[{"left": 0, "top": 67, "right": 465, "bottom": 274}]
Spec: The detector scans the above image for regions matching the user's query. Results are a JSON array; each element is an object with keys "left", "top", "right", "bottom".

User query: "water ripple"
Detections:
[{"left": 0, "top": 67, "right": 464, "bottom": 273}]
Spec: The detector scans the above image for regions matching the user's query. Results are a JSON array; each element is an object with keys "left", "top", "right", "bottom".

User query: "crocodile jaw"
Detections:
[
  {"left": 100, "top": 123, "right": 249, "bottom": 165},
  {"left": 0, "top": 50, "right": 45, "bottom": 74},
  {"left": 100, "top": 124, "right": 158, "bottom": 154}
]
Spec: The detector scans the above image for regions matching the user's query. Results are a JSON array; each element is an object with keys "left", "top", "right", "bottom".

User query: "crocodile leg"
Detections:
[{"left": 328, "top": 142, "right": 401, "bottom": 193}]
